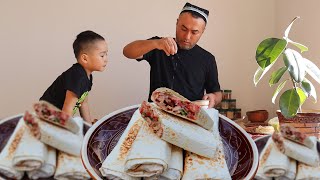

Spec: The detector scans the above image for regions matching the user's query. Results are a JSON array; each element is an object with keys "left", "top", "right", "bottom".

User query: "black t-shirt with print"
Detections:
[
  {"left": 40, "top": 63, "right": 92, "bottom": 110},
  {"left": 138, "top": 36, "right": 221, "bottom": 102}
]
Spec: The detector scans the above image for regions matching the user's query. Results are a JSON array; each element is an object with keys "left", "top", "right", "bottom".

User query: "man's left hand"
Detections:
[{"left": 202, "top": 92, "right": 222, "bottom": 108}]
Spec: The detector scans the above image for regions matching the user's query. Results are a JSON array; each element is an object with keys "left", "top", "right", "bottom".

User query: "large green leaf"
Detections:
[
  {"left": 272, "top": 80, "right": 287, "bottom": 104},
  {"left": 297, "top": 87, "right": 307, "bottom": 105},
  {"left": 253, "top": 65, "right": 273, "bottom": 86},
  {"left": 256, "top": 38, "right": 287, "bottom": 69},
  {"left": 301, "top": 78, "right": 317, "bottom": 103},
  {"left": 304, "top": 58, "right": 320, "bottom": 84},
  {"left": 269, "top": 66, "right": 287, "bottom": 86},
  {"left": 286, "top": 38, "right": 308, "bottom": 53},
  {"left": 283, "top": 48, "right": 306, "bottom": 83},
  {"left": 279, "top": 88, "right": 301, "bottom": 118},
  {"left": 284, "top": 16, "right": 300, "bottom": 39}
]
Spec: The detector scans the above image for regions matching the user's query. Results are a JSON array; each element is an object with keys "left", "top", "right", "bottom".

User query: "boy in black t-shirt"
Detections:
[{"left": 40, "top": 30, "right": 108, "bottom": 124}]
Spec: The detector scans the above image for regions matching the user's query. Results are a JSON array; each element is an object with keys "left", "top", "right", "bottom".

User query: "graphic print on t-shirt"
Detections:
[{"left": 72, "top": 91, "right": 89, "bottom": 115}]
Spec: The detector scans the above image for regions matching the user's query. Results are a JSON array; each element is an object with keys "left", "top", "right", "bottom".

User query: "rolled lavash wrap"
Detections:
[
  {"left": 27, "top": 146, "right": 56, "bottom": 179},
  {"left": 280, "top": 124, "right": 314, "bottom": 149},
  {"left": 0, "top": 119, "right": 25, "bottom": 179},
  {"left": 54, "top": 151, "right": 90, "bottom": 180},
  {"left": 33, "top": 100, "right": 80, "bottom": 134},
  {"left": 272, "top": 132, "right": 319, "bottom": 167},
  {"left": 23, "top": 111, "right": 83, "bottom": 156},
  {"left": 99, "top": 109, "right": 142, "bottom": 180},
  {"left": 124, "top": 120, "right": 172, "bottom": 177},
  {"left": 295, "top": 136, "right": 320, "bottom": 180},
  {"left": 273, "top": 160, "right": 296, "bottom": 180},
  {"left": 12, "top": 119, "right": 48, "bottom": 171},
  {"left": 144, "top": 145, "right": 183, "bottom": 180},
  {"left": 139, "top": 101, "right": 218, "bottom": 158},
  {"left": 181, "top": 108, "right": 231, "bottom": 180},
  {"left": 255, "top": 137, "right": 273, "bottom": 180},
  {"left": 54, "top": 116, "right": 90, "bottom": 180},
  {"left": 151, "top": 87, "right": 213, "bottom": 130},
  {"left": 263, "top": 139, "right": 296, "bottom": 178}
]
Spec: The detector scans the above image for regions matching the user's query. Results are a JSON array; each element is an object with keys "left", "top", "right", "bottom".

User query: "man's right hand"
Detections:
[{"left": 157, "top": 37, "right": 178, "bottom": 56}]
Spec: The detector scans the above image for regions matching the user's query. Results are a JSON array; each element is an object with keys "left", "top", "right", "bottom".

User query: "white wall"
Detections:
[
  {"left": 0, "top": 0, "right": 288, "bottom": 119},
  {"left": 275, "top": 0, "right": 320, "bottom": 111}
]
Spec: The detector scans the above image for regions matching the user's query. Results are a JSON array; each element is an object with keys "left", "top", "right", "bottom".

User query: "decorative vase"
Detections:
[{"left": 276, "top": 110, "right": 320, "bottom": 138}]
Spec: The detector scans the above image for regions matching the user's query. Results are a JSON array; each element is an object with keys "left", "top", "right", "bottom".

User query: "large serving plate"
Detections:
[
  {"left": 0, "top": 114, "right": 91, "bottom": 180},
  {"left": 81, "top": 105, "right": 259, "bottom": 180}
]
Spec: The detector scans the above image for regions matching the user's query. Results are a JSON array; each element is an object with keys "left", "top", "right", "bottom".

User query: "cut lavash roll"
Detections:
[
  {"left": 27, "top": 146, "right": 56, "bottom": 179},
  {"left": 0, "top": 119, "right": 25, "bottom": 179},
  {"left": 143, "top": 145, "right": 183, "bottom": 180},
  {"left": 99, "top": 109, "right": 142, "bottom": 180},
  {"left": 33, "top": 100, "right": 80, "bottom": 134},
  {"left": 139, "top": 101, "right": 218, "bottom": 159},
  {"left": 151, "top": 87, "right": 213, "bottom": 130},
  {"left": 272, "top": 132, "right": 319, "bottom": 167},
  {"left": 124, "top": 120, "right": 172, "bottom": 177},
  {"left": 295, "top": 136, "right": 320, "bottom": 180},
  {"left": 12, "top": 119, "right": 47, "bottom": 171},
  {"left": 23, "top": 111, "right": 83, "bottom": 156},
  {"left": 263, "top": 139, "right": 296, "bottom": 178},
  {"left": 255, "top": 137, "right": 273, "bottom": 180},
  {"left": 54, "top": 151, "right": 90, "bottom": 180},
  {"left": 54, "top": 117, "right": 90, "bottom": 180},
  {"left": 280, "top": 124, "right": 314, "bottom": 149},
  {"left": 181, "top": 108, "right": 231, "bottom": 180}
]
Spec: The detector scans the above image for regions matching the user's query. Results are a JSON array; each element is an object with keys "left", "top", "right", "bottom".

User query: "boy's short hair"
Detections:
[{"left": 73, "top": 30, "right": 105, "bottom": 59}]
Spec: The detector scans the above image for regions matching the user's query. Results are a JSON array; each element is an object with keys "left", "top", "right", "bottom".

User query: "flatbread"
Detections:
[{"left": 151, "top": 87, "right": 214, "bottom": 130}]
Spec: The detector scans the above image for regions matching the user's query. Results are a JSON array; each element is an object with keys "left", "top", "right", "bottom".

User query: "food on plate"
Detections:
[
  {"left": 280, "top": 124, "right": 314, "bottom": 148},
  {"left": 124, "top": 120, "right": 171, "bottom": 177},
  {"left": 99, "top": 110, "right": 142, "bottom": 180},
  {"left": 33, "top": 100, "right": 80, "bottom": 134},
  {"left": 0, "top": 119, "right": 25, "bottom": 180},
  {"left": 140, "top": 101, "right": 218, "bottom": 158},
  {"left": 272, "top": 132, "right": 319, "bottom": 167},
  {"left": 151, "top": 87, "right": 213, "bottom": 130},
  {"left": 27, "top": 146, "right": 56, "bottom": 179},
  {"left": 23, "top": 112, "right": 83, "bottom": 156},
  {"left": 12, "top": 120, "right": 48, "bottom": 171}
]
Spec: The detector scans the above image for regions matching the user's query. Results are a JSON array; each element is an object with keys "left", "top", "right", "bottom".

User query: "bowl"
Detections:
[
  {"left": 246, "top": 110, "right": 269, "bottom": 123},
  {"left": 81, "top": 105, "right": 259, "bottom": 180},
  {"left": 0, "top": 114, "right": 91, "bottom": 180}
]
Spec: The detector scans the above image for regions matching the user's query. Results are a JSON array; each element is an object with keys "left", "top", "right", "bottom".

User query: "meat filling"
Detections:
[
  {"left": 33, "top": 102, "right": 69, "bottom": 126},
  {"left": 23, "top": 111, "right": 41, "bottom": 139},
  {"left": 152, "top": 92, "right": 200, "bottom": 120},
  {"left": 280, "top": 124, "right": 306, "bottom": 144},
  {"left": 139, "top": 101, "right": 163, "bottom": 137},
  {"left": 272, "top": 132, "right": 285, "bottom": 153}
]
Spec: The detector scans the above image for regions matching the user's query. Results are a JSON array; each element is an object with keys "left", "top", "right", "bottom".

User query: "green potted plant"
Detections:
[{"left": 254, "top": 17, "right": 320, "bottom": 132}]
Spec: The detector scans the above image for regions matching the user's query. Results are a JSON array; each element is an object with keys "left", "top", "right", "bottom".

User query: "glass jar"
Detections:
[
  {"left": 229, "top": 99, "right": 236, "bottom": 109},
  {"left": 221, "top": 99, "right": 229, "bottom": 110},
  {"left": 219, "top": 109, "right": 227, "bottom": 117},
  {"left": 223, "top": 90, "right": 232, "bottom": 100},
  {"left": 226, "top": 109, "right": 235, "bottom": 120},
  {"left": 234, "top": 108, "right": 242, "bottom": 119}
]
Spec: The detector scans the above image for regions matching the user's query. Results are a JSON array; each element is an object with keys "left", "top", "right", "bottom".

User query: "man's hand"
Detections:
[
  {"left": 202, "top": 92, "right": 222, "bottom": 108},
  {"left": 157, "top": 37, "right": 178, "bottom": 56}
]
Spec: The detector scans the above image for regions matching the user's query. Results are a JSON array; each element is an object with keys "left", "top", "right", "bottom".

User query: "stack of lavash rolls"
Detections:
[
  {"left": 99, "top": 87, "right": 231, "bottom": 180},
  {"left": 255, "top": 124, "right": 320, "bottom": 180},
  {"left": 0, "top": 100, "right": 90, "bottom": 180}
]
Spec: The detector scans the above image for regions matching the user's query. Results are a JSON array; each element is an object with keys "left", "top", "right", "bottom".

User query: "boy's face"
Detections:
[{"left": 84, "top": 40, "right": 108, "bottom": 72}]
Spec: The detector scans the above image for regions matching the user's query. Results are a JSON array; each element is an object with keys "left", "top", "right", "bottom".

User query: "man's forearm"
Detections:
[{"left": 123, "top": 39, "right": 159, "bottom": 59}]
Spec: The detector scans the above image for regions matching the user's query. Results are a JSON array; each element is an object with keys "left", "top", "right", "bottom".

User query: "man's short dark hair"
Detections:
[{"left": 73, "top": 30, "right": 105, "bottom": 59}]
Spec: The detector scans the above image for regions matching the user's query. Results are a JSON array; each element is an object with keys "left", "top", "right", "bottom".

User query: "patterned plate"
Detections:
[
  {"left": 0, "top": 114, "right": 91, "bottom": 180},
  {"left": 81, "top": 105, "right": 259, "bottom": 180}
]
